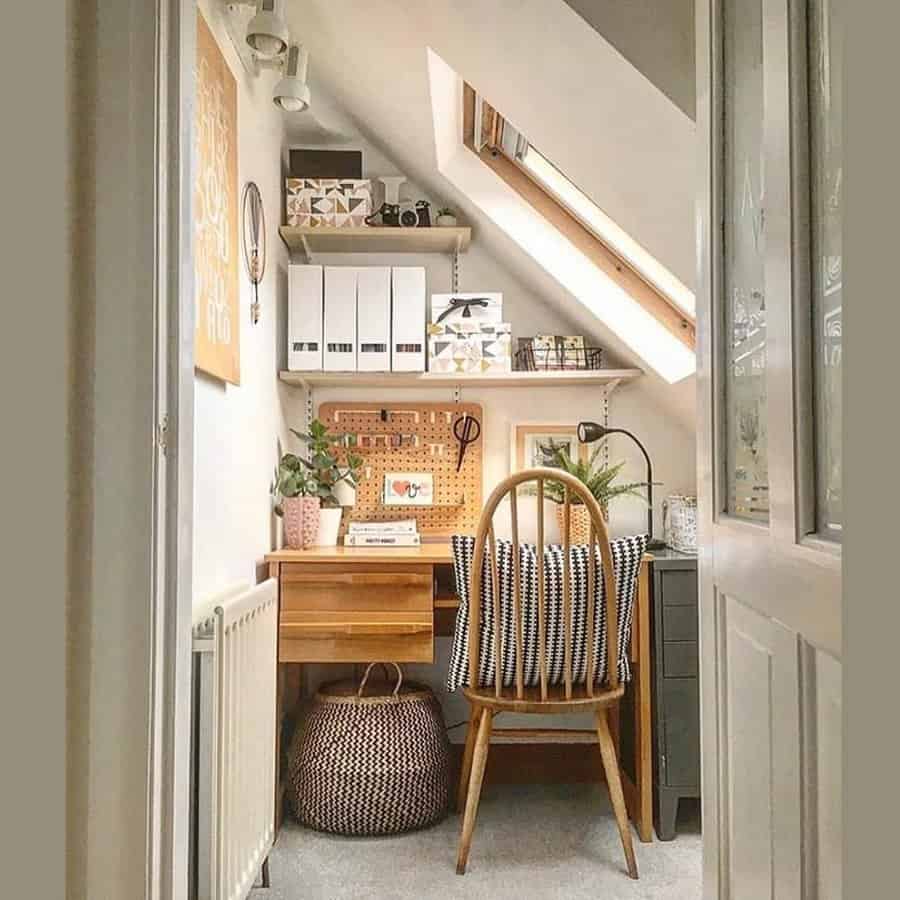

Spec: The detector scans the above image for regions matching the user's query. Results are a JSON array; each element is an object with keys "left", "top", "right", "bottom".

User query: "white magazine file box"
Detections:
[
  {"left": 391, "top": 266, "right": 426, "bottom": 372},
  {"left": 324, "top": 266, "right": 358, "bottom": 371},
  {"left": 288, "top": 264, "right": 324, "bottom": 371},
  {"left": 356, "top": 267, "right": 391, "bottom": 372}
]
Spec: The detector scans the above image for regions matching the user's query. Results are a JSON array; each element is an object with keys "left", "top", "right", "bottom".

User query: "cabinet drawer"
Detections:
[
  {"left": 661, "top": 678, "right": 701, "bottom": 787},
  {"left": 281, "top": 562, "right": 433, "bottom": 613},
  {"left": 280, "top": 611, "right": 433, "bottom": 663},
  {"left": 659, "top": 569, "right": 698, "bottom": 606},
  {"left": 663, "top": 640, "right": 698, "bottom": 677},
  {"left": 662, "top": 603, "right": 698, "bottom": 641}
]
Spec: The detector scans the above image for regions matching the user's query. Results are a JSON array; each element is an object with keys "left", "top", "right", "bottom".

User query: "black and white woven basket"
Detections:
[{"left": 288, "top": 663, "right": 451, "bottom": 836}]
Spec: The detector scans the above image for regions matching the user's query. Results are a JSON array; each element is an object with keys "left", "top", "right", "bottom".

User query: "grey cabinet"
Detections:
[{"left": 650, "top": 551, "right": 700, "bottom": 840}]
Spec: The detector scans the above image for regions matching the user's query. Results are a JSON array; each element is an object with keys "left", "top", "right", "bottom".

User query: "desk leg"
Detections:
[
  {"left": 632, "top": 564, "right": 653, "bottom": 842},
  {"left": 621, "top": 561, "right": 653, "bottom": 843}
]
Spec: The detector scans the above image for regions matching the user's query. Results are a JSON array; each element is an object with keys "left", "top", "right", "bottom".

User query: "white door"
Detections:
[{"left": 697, "top": 0, "right": 842, "bottom": 898}]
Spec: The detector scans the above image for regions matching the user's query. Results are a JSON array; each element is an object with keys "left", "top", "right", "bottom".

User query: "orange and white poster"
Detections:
[{"left": 194, "top": 12, "right": 240, "bottom": 384}]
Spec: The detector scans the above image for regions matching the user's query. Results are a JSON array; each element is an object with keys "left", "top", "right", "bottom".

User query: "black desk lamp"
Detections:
[{"left": 577, "top": 421, "right": 666, "bottom": 550}]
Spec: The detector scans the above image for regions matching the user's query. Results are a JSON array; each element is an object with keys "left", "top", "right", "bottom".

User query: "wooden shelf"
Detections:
[
  {"left": 279, "top": 369, "right": 641, "bottom": 390},
  {"left": 279, "top": 225, "right": 471, "bottom": 258}
]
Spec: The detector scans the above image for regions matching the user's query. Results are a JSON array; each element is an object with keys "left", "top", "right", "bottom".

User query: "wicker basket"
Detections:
[
  {"left": 288, "top": 663, "right": 451, "bottom": 836},
  {"left": 555, "top": 502, "right": 594, "bottom": 544}
]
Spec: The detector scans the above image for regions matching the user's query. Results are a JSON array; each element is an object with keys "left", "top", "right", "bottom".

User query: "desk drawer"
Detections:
[
  {"left": 279, "top": 563, "right": 434, "bottom": 663},
  {"left": 281, "top": 562, "right": 433, "bottom": 613},
  {"left": 280, "top": 611, "right": 433, "bottom": 663}
]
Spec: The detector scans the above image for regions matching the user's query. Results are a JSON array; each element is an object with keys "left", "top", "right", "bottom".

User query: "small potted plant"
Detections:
[
  {"left": 272, "top": 453, "right": 320, "bottom": 549},
  {"left": 541, "top": 443, "right": 647, "bottom": 543},
  {"left": 290, "top": 420, "right": 364, "bottom": 546},
  {"left": 435, "top": 206, "right": 458, "bottom": 227}
]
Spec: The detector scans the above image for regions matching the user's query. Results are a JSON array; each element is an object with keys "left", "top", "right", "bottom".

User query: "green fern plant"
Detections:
[{"left": 539, "top": 443, "right": 648, "bottom": 509}]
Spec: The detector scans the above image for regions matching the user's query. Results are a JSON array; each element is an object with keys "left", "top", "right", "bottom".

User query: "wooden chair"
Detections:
[{"left": 455, "top": 467, "right": 638, "bottom": 879}]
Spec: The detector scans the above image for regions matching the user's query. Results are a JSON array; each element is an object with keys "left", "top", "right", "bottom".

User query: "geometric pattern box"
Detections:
[
  {"left": 427, "top": 321, "right": 512, "bottom": 374},
  {"left": 286, "top": 178, "right": 372, "bottom": 227}
]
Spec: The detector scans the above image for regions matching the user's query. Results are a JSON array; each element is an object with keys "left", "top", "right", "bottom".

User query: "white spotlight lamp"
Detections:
[
  {"left": 246, "top": 0, "right": 289, "bottom": 60},
  {"left": 273, "top": 45, "right": 311, "bottom": 112}
]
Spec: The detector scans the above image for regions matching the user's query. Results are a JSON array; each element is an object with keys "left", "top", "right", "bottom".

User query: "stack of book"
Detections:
[{"left": 343, "top": 519, "right": 420, "bottom": 547}]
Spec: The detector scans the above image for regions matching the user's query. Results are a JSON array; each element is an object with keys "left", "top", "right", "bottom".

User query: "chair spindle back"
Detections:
[{"left": 468, "top": 468, "right": 621, "bottom": 701}]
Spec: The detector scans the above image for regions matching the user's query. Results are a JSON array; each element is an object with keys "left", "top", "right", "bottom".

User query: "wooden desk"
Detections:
[{"left": 266, "top": 544, "right": 654, "bottom": 842}]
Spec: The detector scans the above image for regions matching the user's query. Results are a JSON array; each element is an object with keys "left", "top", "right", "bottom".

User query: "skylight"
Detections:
[
  {"left": 424, "top": 48, "right": 697, "bottom": 383},
  {"left": 489, "top": 105, "right": 696, "bottom": 319},
  {"left": 517, "top": 146, "right": 696, "bottom": 317}
]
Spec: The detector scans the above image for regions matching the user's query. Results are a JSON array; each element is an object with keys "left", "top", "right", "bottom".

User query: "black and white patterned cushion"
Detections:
[{"left": 447, "top": 533, "right": 648, "bottom": 692}]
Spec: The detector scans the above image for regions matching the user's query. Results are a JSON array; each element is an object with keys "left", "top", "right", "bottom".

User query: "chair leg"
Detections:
[
  {"left": 455, "top": 706, "right": 493, "bottom": 875},
  {"left": 595, "top": 708, "right": 639, "bottom": 879},
  {"left": 457, "top": 704, "right": 483, "bottom": 813}
]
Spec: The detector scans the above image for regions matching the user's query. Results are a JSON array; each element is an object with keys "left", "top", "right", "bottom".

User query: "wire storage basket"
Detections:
[
  {"left": 515, "top": 343, "right": 604, "bottom": 371},
  {"left": 288, "top": 663, "right": 451, "bottom": 836}
]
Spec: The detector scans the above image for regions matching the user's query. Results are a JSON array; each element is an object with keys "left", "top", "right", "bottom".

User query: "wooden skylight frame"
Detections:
[{"left": 462, "top": 83, "right": 696, "bottom": 351}]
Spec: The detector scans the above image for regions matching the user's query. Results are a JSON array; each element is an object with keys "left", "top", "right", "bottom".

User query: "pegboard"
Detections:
[{"left": 319, "top": 401, "right": 483, "bottom": 537}]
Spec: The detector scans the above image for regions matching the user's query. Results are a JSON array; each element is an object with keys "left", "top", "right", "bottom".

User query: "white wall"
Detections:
[{"left": 193, "top": 0, "right": 291, "bottom": 605}]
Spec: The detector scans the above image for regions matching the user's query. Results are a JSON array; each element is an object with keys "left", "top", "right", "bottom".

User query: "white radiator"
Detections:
[{"left": 192, "top": 580, "right": 278, "bottom": 900}]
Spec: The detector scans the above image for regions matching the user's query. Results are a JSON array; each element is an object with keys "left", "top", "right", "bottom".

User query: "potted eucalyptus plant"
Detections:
[
  {"left": 435, "top": 206, "right": 458, "bottom": 227},
  {"left": 290, "top": 420, "right": 364, "bottom": 546},
  {"left": 541, "top": 443, "right": 647, "bottom": 543}
]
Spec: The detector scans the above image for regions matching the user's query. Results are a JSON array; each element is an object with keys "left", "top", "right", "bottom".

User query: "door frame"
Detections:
[
  {"left": 148, "top": 0, "right": 195, "bottom": 897},
  {"left": 697, "top": 0, "right": 842, "bottom": 897}
]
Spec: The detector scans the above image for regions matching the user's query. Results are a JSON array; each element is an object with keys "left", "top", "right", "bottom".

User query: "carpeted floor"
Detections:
[{"left": 255, "top": 784, "right": 701, "bottom": 900}]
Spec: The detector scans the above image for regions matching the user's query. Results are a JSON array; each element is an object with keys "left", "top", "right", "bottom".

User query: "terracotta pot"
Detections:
[
  {"left": 316, "top": 507, "right": 343, "bottom": 547},
  {"left": 282, "top": 496, "right": 320, "bottom": 549},
  {"left": 555, "top": 502, "right": 606, "bottom": 544}
]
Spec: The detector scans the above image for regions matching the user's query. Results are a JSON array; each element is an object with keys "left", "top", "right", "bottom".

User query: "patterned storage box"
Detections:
[
  {"left": 427, "top": 321, "right": 512, "bottom": 374},
  {"left": 285, "top": 178, "right": 372, "bottom": 227}
]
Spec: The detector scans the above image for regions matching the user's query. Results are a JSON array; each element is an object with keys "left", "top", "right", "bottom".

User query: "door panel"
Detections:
[
  {"left": 724, "top": 597, "right": 801, "bottom": 900},
  {"left": 814, "top": 650, "right": 842, "bottom": 900},
  {"left": 697, "top": 0, "right": 842, "bottom": 897}
]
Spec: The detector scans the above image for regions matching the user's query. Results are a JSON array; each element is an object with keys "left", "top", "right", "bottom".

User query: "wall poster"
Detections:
[{"left": 194, "top": 12, "right": 240, "bottom": 384}]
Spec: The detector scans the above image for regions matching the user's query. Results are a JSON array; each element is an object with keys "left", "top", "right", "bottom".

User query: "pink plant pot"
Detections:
[{"left": 282, "top": 496, "right": 320, "bottom": 549}]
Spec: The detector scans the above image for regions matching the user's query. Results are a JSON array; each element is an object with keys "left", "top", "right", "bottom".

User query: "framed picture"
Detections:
[
  {"left": 511, "top": 424, "right": 589, "bottom": 472},
  {"left": 383, "top": 472, "right": 434, "bottom": 506},
  {"left": 194, "top": 12, "right": 240, "bottom": 384}
]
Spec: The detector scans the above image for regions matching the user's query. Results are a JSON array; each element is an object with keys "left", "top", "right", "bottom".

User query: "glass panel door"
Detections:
[
  {"left": 809, "top": 0, "right": 843, "bottom": 539},
  {"left": 723, "top": 0, "right": 769, "bottom": 521}
]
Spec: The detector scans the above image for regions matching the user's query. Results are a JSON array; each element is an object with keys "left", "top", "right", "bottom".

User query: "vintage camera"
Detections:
[
  {"left": 399, "top": 200, "right": 431, "bottom": 228},
  {"left": 365, "top": 199, "right": 431, "bottom": 227}
]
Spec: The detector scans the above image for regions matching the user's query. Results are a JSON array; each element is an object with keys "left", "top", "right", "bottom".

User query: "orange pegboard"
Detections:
[{"left": 319, "top": 401, "right": 483, "bottom": 536}]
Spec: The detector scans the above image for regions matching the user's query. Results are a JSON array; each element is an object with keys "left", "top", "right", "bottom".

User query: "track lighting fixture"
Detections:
[
  {"left": 246, "top": 0, "right": 289, "bottom": 60},
  {"left": 273, "top": 44, "right": 311, "bottom": 112}
]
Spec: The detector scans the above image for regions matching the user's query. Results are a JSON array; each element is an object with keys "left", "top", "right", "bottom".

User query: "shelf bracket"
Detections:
[
  {"left": 451, "top": 247, "right": 460, "bottom": 294},
  {"left": 305, "top": 384, "right": 314, "bottom": 458},
  {"left": 602, "top": 383, "right": 611, "bottom": 470},
  {"left": 452, "top": 384, "right": 461, "bottom": 404}
]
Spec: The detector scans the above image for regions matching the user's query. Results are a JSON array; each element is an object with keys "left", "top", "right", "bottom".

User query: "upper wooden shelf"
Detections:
[
  {"left": 279, "top": 369, "right": 641, "bottom": 389},
  {"left": 279, "top": 225, "right": 472, "bottom": 259}
]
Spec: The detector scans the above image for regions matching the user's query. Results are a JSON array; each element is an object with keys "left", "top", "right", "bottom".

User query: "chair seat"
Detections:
[{"left": 462, "top": 682, "right": 624, "bottom": 715}]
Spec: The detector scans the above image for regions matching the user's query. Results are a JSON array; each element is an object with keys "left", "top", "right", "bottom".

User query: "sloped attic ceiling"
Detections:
[{"left": 280, "top": 0, "right": 698, "bottom": 421}]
